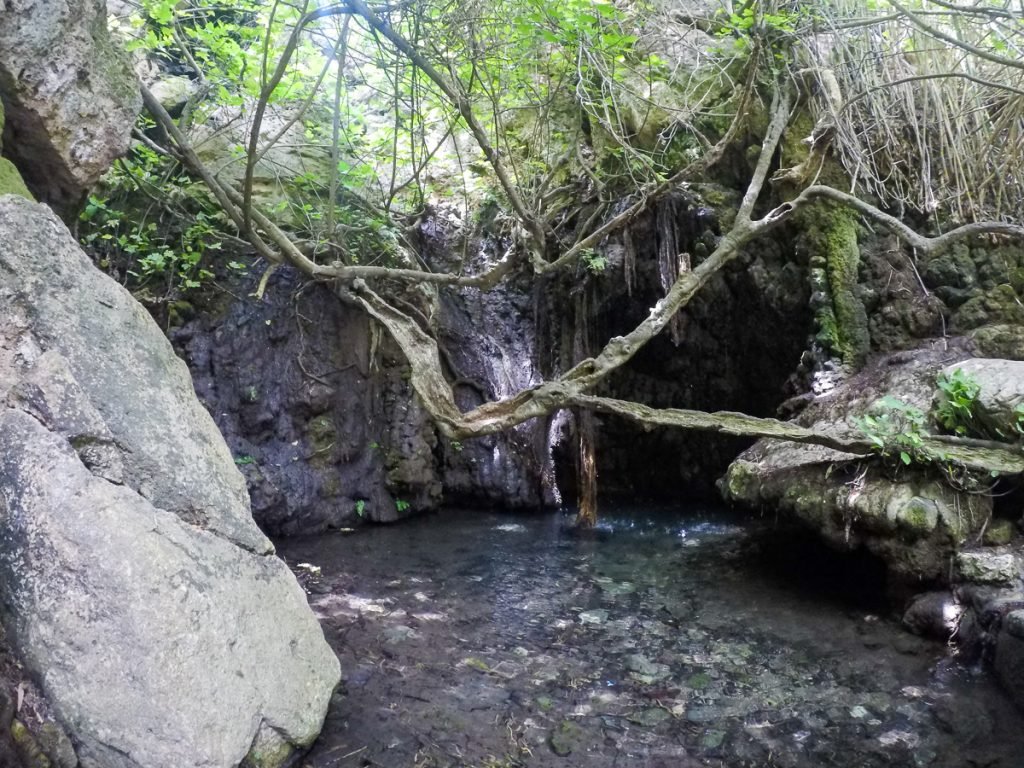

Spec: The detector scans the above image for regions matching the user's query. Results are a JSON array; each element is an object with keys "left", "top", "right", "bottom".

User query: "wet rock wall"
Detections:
[
  {"left": 174, "top": 267, "right": 443, "bottom": 532},
  {"left": 582, "top": 192, "right": 812, "bottom": 499},
  {"left": 172, "top": 189, "right": 817, "bottom": 531}
]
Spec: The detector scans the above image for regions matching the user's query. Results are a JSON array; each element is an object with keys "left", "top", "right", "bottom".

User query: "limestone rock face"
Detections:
[
  {"left": 0, "top": 0, "right": 140, "bottom": 218},
  {"left": 940, "top": 358, "right": 1024, "bottom": 439},
  {"left": 190, "top": 104, "right": 331, "bottom": 223},
  {"left": 722, "top": 342, "right": 990, "bottom": 584},
  {"left": 0, "top": 196, "right": 340, "bottom": 767}
]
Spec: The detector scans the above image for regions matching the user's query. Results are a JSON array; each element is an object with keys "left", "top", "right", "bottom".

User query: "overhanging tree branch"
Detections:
[
  {"left": 136, "top": 9, "right": 1024, "bottom": 501},
  {"left": 789, "top": 186, "right": 1024, "bottom": 252},
  {"left": 571, "top": 395, "right": 1024, "bottom": 475}
]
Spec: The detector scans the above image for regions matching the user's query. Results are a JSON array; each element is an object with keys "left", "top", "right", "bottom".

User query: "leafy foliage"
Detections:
[
  {"left": 933, "top": 369, "right": 982, "bottom": 438},
  {"left": 94, "top": 0, "right": 717, "bottom": 290},
  {"left": 854, "top": 396, "right": 927, "bottom": 466},
  {"left": 80, "top": 145, "right": 229, "bottom": 295},
  {"left": 933, "top": 368, "right": 1024, "bottom": 442}
]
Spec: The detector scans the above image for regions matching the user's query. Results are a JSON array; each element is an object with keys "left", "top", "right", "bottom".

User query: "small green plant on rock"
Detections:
[
  {"left": 854, "top": 396, "right": 927, "bottom": 466},
  {"left": 580, "top": 248, "right": 607, "bottom": 274},
  {"left": 934, "top": 369, "right": 982, "bottom": 437}
]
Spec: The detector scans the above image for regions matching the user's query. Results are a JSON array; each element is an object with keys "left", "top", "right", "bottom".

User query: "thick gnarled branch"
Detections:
[
  {"left": 572, "top": 395, "right": 1024, "bottom": 476},
  {"left": 784, "top": 186, "right": 1024, "bottom": 253}
]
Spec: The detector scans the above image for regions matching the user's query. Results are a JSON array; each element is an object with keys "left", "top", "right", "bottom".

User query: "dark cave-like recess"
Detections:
[{"left": 552, "top": 194, "right": 814, "bottom": 503}]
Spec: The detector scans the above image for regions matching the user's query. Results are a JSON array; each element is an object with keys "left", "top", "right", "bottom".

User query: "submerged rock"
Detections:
[
  {"left": 548, "top": 719, "right": 584, "bottom": 756},
  {"left": 0, "top": 197, "right": 339, "bottom": 768}
]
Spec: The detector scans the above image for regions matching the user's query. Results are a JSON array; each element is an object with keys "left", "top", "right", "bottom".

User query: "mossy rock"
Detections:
[
  {"left": 796, "top": 203, "right": 869, "bottom": 366},
  {"left": 867, "top": 297, "right": 945, "bottom": 353},
  {"left": 548, "top": 719, "right": 584, "bottom": 756},
  {"left": 922, "top": 244, "right": 977, "bottom": 304},
  {"left": 956, "top": 550, "right": 1020, "bottom": 585},
  {"left": 970, "top": 324, "right": 1024, "bottom": 361},
  {"left": 973, "top": 244, "right": 1024, "bottom": 291},
  {"left": 922, "top": 243, "right": 976, "bottom": 289},
  {"left": 10, "top": 719, "right": 53, "bottom": 768},
  {"left": 777, "top": 108, "right": 849, "bottom": 189},
  {"left": 241, "top": 725, "right": 293, "bottom": 768},
  {"left": 618, "top": 78, "right": 677, "bottom": 150},
  {"left": 166, "top": 300, "right": 195, "bottom": 327},
  {"left": 779, "top": 110, "right": 816, "bottom": 168},
  {"left": 720, "top": 460, "right": 760, "bottom": 501},
  {"left": 984, "top": 519, "right": 1017, "bottom": 547},
  {"left": 0, "top": 158, "right": 34, "bottom": 201},
  {"left": 894, "top": 496, "right": 939, "bottom": 537},
  {"left": 954, "top": 284, "right": 1024, "bottom": 330}
]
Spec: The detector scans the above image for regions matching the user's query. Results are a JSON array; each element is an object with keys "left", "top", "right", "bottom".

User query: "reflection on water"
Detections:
[{"left": 279, "top": 504, "right": 1024, "bottom": 768}]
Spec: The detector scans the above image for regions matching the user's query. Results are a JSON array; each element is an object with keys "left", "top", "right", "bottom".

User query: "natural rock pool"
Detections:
[{"left": 279, "top": 506, "right": 1024, "bottom": 768}]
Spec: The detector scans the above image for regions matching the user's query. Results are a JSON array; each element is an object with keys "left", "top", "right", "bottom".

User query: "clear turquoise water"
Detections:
[{"left": 280, "top": 505, "right": 1024, "bottom": 768}]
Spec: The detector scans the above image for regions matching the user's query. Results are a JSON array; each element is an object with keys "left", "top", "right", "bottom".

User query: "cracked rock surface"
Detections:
[
  {"left": 0, "top": 196, "right": 339, "bottom": 768},
  {"left": 0, "top": 0, "right": 140, "bottom": 219}
]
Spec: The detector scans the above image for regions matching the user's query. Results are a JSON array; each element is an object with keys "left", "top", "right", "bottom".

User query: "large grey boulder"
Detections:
[
  {"left": 1, "top": 198, "right": 268, "bottom": 554},
  {"left": 0, "top": 0, "right": 140, "bottom": 218},
  {"left": 722, "top": 342, "right": 990, "bottom": 583},
  {"left": 0, "top": 196, "right": 339, "bottom": 767}
]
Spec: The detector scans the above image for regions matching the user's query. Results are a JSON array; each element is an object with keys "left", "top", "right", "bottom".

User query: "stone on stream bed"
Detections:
[
  {"left": 281, "top": 508, "right": 1024, "bottom": 768},
  {"left": 624, "top": 654, "right": 670, "bottom": 682},
  {"left": 548, "top": 719, "right": 584, "bottom": 756}
]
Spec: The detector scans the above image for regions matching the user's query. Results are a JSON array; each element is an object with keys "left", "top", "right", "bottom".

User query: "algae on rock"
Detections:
[
  {"left": 0, "top": 160, "right": 34, "bottom": 201},
  {"left": 797, "top": 202, "right": 870, "bottom": 367},
  {"left": 0, "top": 101, "right": 34, "bottom": 201}
]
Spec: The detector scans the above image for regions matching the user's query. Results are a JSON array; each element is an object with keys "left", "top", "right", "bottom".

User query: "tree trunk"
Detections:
[{"left": 575, "top": 409, "right": 598, "bottom": 528}]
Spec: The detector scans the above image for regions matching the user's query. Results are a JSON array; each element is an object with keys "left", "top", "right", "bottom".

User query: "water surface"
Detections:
[{"left": 279, "top": 505, "right": 1024, "bottom": 768}]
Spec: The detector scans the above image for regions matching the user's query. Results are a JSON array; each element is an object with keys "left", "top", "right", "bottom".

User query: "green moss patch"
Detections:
[
  {"left": 955, "top": 283, "right": 1024, "bottom": 330},
  {"left": 0, "top": 158, "right": 34, "bottom": 201},
  {"left": 798, "top": 202, "right": 869, "bottom": 367}
]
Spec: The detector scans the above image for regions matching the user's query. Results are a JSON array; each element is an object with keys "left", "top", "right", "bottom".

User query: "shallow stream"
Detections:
[{"left": 279, "top": 506, "right": 1024, "bottom": 768}]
